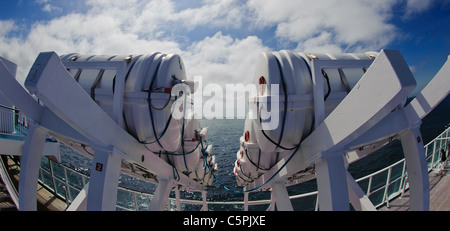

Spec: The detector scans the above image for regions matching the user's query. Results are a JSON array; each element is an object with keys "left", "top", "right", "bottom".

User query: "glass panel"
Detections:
[
  {"left": 40, "top": 157, "right": 50, "bottom": 172},
  {"left": 291, "top": 194, "right": 317, "bottom": 211},
  {"left": 66, "top": 170, "right": 84, "bottom": 190},
  {"left": 51, "top": 161, "right": 65, "bottom": 181},
  {"left": 390, "top": 163, "right": 404, "bottom": 181},
  {"left": 116, "top": 189, "right": 135, "bottom": 211},
  {"left": 357, "top": 178, "right": 370, "bottom": 194},
  {"left": 68, "top": 187, "right": 80, "bottom": 202},
  {"left": 54, "top": 178, "right": 67, "bottom": 198},
  {"left": 41, "top": 170, "right": 54, "bottom": 190},
  {"left": 370, "top": 170, "right": 388, "bottom": 192},
  {"left": 387, "top": 179, "right": 401, "bottom": 199},
  {"left": 368, "top": 189, "right": 385, "bottom": 207},
  {"left": 136, "top": 194, "right": 152, "bottom": 211}
]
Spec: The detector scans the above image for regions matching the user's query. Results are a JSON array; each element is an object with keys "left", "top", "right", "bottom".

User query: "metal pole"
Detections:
[
  {"left": 86, "top": 147, "right": 122, "bottom": 211},
  {"left": 18, "top": 123, "right": 47, "bottom": 211},
  {"left": 315, "top": 153, "right": 349, "bottom": 211},
  {"left": 271, "top": 181, "right": 293, "bottom": 211},
  {"left": 148, "top": 177, "right": 173, "bottom": 211},
  {"left": 401, "top": 126, "right": 430, "bottom": 211}
]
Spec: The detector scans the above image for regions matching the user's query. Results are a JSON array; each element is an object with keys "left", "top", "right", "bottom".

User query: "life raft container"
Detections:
[
  {"left": 60, "top": 53, "right": 216, "bottom": 184},
  {"left": 235, "top": 50, "right": 377, "bottom": 186}
]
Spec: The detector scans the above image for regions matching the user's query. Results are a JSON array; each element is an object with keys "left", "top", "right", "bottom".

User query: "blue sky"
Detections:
[{"left": 0, "top": 0, "right": 449, "bottom": 97}]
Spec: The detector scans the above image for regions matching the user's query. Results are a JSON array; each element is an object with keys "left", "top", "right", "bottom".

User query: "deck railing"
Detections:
[
  {"left": 34, "top": 125, "right": 450, "bottom": 211},
  {"left": 2, "top": 102, "right": 448, "bottom": 210},
  {"left": 0, "top": 105, "right": 28, "bottom": 136}
]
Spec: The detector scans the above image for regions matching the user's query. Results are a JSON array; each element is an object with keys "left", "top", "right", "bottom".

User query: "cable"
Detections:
[{"left": 322, "top": 69, "right": 331, "bottom": 101}]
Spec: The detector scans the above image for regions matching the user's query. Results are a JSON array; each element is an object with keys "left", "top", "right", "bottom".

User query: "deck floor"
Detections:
[{"left": 379, "top": 169, "right": 450, "bottom": 211}]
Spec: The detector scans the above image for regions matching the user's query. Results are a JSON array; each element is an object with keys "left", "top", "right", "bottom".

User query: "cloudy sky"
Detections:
[{"left": 0, "top": 0, "right": 449, "bottom": 99}]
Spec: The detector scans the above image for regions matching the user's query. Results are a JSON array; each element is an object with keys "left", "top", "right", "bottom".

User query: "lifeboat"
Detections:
[
  {"left": 235, "top": 50, "right": 377, "bottom": 186},
  {"left": 60, "top": 53, "right": 216, "bottom": 185}
]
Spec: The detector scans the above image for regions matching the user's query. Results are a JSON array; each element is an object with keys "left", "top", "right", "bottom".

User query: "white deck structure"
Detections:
[{"left": 0, "top": 49, "right": 449, "bottom": 211}]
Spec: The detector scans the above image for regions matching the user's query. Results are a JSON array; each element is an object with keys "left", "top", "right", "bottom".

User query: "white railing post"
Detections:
[
  {"left": 175, "top": 186, "right": 181, "bottom": 211},
  {"left": 148, "top": 177, "right": 173, "bottom": 211},
  {"left": 399, "top": 161, "right": 407, "bottom": 197},
  {"left": 201, "top": 191, "right": 207, "bottom": 211},
  {"left": 132, "top": 191, "right": 138, "bottom": 211},
  {"left": 383, "top": 168, "right": 392, "bottom": 208},
  {"left": 244, "top": 192, "right": 249, "bottom": 211},
  {"left": 431, "top": 141, "right": 437, "bottom": 169}
]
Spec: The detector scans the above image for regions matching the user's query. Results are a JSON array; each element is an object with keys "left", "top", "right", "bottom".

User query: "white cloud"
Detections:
[
  {"left": 0, "top": 0, "right": 441, "bottom": 88},
  {"left": 0, "top": 20, "right": 17, "bottom": 36},
  {"left": 42, "top": 4, "right": 63, "bottom": 13},
  {"left": 174, "top": 0, "right": 248, "bottom": 29},
  {"left": 36, "top": 0, "right": 63, "bottom": 13},
  {"left": 403, "top": 0, "right": 435, "bottom": 18},
  {"left": 0, "top": 0, "right": 267, "bottom": 86},
  {"left": 247, "top": 0, "right": 398, "bottom": 52},
  {"left": 183, "top": 32, "right": 269, "bottom": 86}
]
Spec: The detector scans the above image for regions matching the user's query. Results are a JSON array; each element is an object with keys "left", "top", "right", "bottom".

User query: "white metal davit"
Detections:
[
  {"left": 0, "top": 51, "right": 216, "bottom": 211},
  {"left": 0, "top": 48, "right": 448, "bottom": 212},
  {"left": 235, "top": 49, "right": 450, "bottom": 211}
]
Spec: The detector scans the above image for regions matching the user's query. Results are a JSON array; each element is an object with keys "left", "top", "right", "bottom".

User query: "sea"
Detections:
[{"left": 58, "top": 95, "right": 450, "bottom": 211}]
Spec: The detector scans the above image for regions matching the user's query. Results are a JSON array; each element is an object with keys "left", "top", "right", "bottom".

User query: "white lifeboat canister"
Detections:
[
  {"left": 170, "top": 111, "right": 200, "bottom": 174},
  {"left": 235, "top": 50, "right": 377, "bottom": 186},
  {"left": 60, "top": 52, "right": 217, "bottom": 185}
]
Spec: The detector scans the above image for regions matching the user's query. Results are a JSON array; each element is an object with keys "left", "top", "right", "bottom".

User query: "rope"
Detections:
[{"left": 199, "top": 138, "right": 301, "bottom": 194}]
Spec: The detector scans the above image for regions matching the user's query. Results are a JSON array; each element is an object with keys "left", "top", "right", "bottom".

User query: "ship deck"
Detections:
[{"left": 379, "top": 169, "right": 450, "bottom": 211}]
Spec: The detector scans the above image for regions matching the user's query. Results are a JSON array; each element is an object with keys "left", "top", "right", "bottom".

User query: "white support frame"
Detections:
[
  {"left": 245, "top": 50, "right": 437, "bottom": 211},
  {"left": 148, "top": 177, "right": 174, "bottom": 211},
  {"left": 62, "top": 60, "right": 128, "bottom": 127},
  {"left": 67, "top": 182, "right": 89, "bottom": 211},
  {"left": 18, "top": 123, "right": 47, "bottom": 211},
  {"left": 346, "top": 171, "right": 376, "bottom": 211},
  {"left": 1, "top": 51, "right": 448, "bottom": 211},
  {"left": 0, "top": 52, "right": 206, "bottom": 211},
  {"left": 400, "top": 125, "right": 429, "bottom": 210},
  {"left": 86, "top": 146, "right": 122, "bottom": 211},
  {"left": 315, "top": 153, "right": 349, "bottom": 211},
  {"left": 311, "top": 59, "right": 373, "bottom": 128},
  {"left": 271, "top": 181, "right": 293, "bottom": 211}
]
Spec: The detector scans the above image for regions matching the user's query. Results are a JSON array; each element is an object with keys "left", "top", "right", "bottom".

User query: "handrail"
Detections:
[
  {"left": 33, "top": 124, "right": 449, "bottom": 211},
  {"left": 0, "top": 106, "right": 29, "bottom": 135},
  {"left": 3, "top": 97, "right": 447, "bottom": 211}
]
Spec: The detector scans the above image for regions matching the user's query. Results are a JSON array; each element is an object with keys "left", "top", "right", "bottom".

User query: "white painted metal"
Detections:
[
  {"left": 0, "top": 48, "right": 448, "bottom": 211},
  {"left": 0, "top": 51, "right": 217, "bottom": 210},
  {"left": 400, "top": 125, "right": 429, "bottom": 210},
  {"left": 245, "top": 50, "right": 416, "bottom": 189},
  {"left": 24, "top": 125, "right": 450, "bottom": 211},
  {"left": 236, "top": 51, "right": 374, "bottom": 184},
  {"left": 271, "top": 181, "right": 293, "bottom": 211},
  {"left": 175, "top": 186, "right": 181, "bottom": 211},
  {"left": 86, "top": 147, "right": 122, "bottom": 211},
  {"left": 67, "top": 182, "right": 89, "bottom": 211},
  {"left": 18, "top": 123, "right": 47, "bottom": 211},
  {"left": 148, "top": 177, "right": 174, "bottom": 211},
  {"left": 201, "top": 191, "right": 208, "bottom": 211},
  {"left": 404, "top": 55, "right": 450, "bottom": 123},
  {"left": 0, "top": 56, "right": 91, "bottom": 144},
  {"left": 315, "top": 154, "right": 349, "bottom": 211},
  {"left": 24, "top": 52, "right": 207, "bottom": 190},
  {"left": 346, "top": 171, "right": 376, "bottom": 211},
  {"left": 0, "top": 135, "right": 60, "bottom": 160},
  {"left": 239, "top": 49, "right": 446, "bottom": 211}
]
